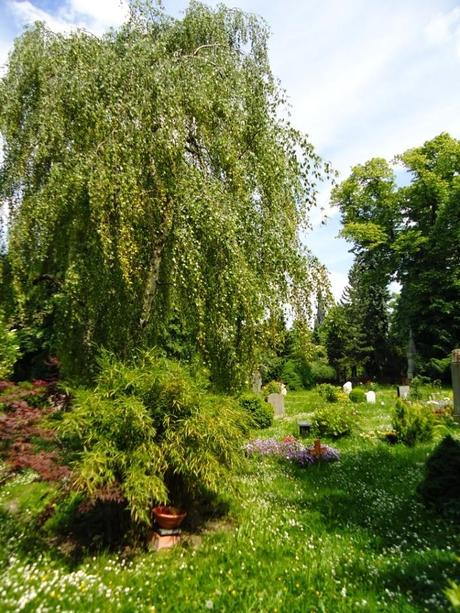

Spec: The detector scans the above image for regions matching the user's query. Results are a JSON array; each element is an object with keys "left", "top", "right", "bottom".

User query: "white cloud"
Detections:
[
  {"left": 0, "top": 40, "right": 11, "bottom": 73},
  {"left": 8, "top": 1, "right": 74, "bottom": 33},
  {"left": 63, "top": 0, "right": 130, "bottom": 34},
  {"left": 8, "top": 0, "right": 129, "bottom": 36},
  {"left": 425, "top": 7, "right": 460, "bottom": 47}
]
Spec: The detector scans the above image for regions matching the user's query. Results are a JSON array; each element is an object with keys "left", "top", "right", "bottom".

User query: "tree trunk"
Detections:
[
  {"left": 140, "top": 244, "right": 164, "bottom": 328},
  {"left": 139, "top": 198, "right": 174, "bottom": 328}
]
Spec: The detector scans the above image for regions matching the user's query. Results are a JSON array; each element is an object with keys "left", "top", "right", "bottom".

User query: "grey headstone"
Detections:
[
  {"left": 251, "top": 370, "right": 262, "bottom": 394},
  {"left": 267, "top": 393, "right": 285, "bottom": 417},
  {"left": 397, "top": 385, "right": 410, "bottom": 400},
  {"left": 343, "top": 381, "right": 352, "bottom": 394}
]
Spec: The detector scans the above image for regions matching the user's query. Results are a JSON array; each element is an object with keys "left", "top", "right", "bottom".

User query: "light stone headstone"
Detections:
[
  {"left": 343, "top": 381, "right": 352, "bottom": 394},
  {"left": 251, "top": 370, "right": 262, "bottom": 394},
  {"left": 365, "top": 391, "right": 376, "bottom": 404},
  {"left": 280, "top": 383, "right": 287, "bottom": 396},
  {"left": 452, "top": 349, "right": 460, "bottom": 423},
  {"left": 267, "top": 393, "right": 285, "bottom": 417},
  {"left": 397, "top": 385, "right": 410, "bottom": 400}
]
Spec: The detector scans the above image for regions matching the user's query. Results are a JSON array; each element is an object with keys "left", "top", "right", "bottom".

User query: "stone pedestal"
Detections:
[
  {"left": 452, "top": 349, "right": 460, "bottom": 424},
  {"left": 149, "top": 528, "right": 181, "bottom": 550}
]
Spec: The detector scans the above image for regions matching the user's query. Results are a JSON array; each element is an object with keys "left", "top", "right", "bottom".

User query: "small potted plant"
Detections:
[{"left": 152, "top": 506, "right": 187, "bottom": 529}]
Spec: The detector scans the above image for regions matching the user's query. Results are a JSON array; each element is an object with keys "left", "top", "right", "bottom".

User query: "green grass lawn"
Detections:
[{"left": 0, "top": 387, "right": 459, "bottom": 612}]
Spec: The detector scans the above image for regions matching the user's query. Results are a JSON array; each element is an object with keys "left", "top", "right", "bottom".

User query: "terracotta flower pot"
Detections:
[{"left": 152, "top": 506, "right": 187, "bottom": 529}]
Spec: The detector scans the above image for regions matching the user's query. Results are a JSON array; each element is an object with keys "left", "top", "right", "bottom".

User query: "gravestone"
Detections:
[
  {"left": 251, "top": 370, "right": 262, "bottom": 394},
  {"left": 365, "top": 391, "right": 376, "bottom": 404},
  {"left": 397, "top": 385, "right": 410, "bottom": 400},
  {"left": 452, "top": 349, "right": 460, "bottom": 423},
  {"left": 280, "top": 383, "right": 287, "bottom": 396},
  {"left": 267, "top": 393, "right": 285, "bottom": 417},
  {"left": 298, "top": 420, "right": 311, "bottom": 437},
  {"left": 343, "top": 381, "right": 352, "bottom": 394}
]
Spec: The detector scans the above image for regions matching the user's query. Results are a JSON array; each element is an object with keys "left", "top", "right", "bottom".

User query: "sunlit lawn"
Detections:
[{"left": 0, "top": 387, "right": 459, "bottom": 612}]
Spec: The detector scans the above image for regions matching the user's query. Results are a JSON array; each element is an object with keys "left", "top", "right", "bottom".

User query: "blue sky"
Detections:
[{"left": 1, "top": 0, "right": 460, "bottom": 299}]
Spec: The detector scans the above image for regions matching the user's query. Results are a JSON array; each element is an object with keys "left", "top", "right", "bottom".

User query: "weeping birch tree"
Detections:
[{"left": 0, "top": 1, "right": 330, "bottom": 388}]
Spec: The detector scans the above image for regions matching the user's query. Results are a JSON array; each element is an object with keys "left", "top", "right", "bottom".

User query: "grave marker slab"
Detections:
[
  {"left": 252, "top": 370, "right": 262, "bottom": 394},
  {"left": 397, "top": 385, "right": 410, "bottom": 400},
  {"left": 267, "top": 393, "right": 285, "bottom": 417},
  {"left": 365, "top": 391, "right": 376, "bottom": 404}
]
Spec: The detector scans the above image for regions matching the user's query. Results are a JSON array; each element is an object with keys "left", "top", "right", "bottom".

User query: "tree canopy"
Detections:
[
  {"left": 331, "top": 133, "right": 460, "bottom": 379},
  {"left": 0, "top": 1, "right": 330, "bottom": 388}
]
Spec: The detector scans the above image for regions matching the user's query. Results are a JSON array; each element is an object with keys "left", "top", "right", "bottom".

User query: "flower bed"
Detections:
[{"left": 244, "top": 435, "right": 340, "bottom": 466}]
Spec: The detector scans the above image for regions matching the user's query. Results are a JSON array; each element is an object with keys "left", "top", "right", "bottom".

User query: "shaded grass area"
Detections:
[{"left": 0, "top": 388, "right": 459, "bottom": 611}]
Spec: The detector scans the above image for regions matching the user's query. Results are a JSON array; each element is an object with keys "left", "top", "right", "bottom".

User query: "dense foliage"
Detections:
[
  {"left": 328, "top": 133, "right": 460, "bottom": 380},
  {"left": 57, "top": 351, "right": 250, "bottom": 524},
  {"left": 238, "top": 392, "right": 273, "bottom": 429},
  {"left": 349, "top": 388, "right": 366, "bottom": 403},
  {"left": 0, "top": 380, "right": 68, "bottom": 481},
  {"left": 391, "top": 399, "right": 434, "bottom": 447},
  {"left": 261, "top": 380, "right": 282, "bottom": 396},
  {"left": 317, "top": 383, "right": 340, "bottom": 403},
  {"left": 418, "top": 435, "right": 460, "bottom": 522},
  {"left": 262, "top": 319, "right": 335, "bottom": 391},
  {"left": 0, "top": 311, "right": 20, "bottom": 379},
  {"left": 0, "top": 1, "right": 331, "bottom": 388},
  {"left": 312, "top": 403, "right": 355, "bottom": 438}
]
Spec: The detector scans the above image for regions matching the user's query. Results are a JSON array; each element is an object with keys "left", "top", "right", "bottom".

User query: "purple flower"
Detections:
[
  {"left": 244, "top": 438, "right": 282, "bottom": 456},
  {"left": 244, "top": 437, "right": 340, "bottom": 466},
  {"left": 307, "top": 444, "right": 340, "bottom": 463}
]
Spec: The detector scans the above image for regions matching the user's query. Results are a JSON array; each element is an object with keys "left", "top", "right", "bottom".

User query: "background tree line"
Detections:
[{"left": 318, "top": 133, "right": 460, "bottom": 383}]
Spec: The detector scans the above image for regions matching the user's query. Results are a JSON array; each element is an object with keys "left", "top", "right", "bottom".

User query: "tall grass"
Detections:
[{"left": 0, "top": 387, "right": 458, "bottom": 612}]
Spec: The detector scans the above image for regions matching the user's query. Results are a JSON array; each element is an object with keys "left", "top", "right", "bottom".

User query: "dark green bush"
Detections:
[
  {"left": 0, "top": 310, "right": 21, "bottom": 379},
  {"left": 261, "top": 380, "right": 281, "bottom": 396},
  {"left": 57, "top": 350, "right": 250, "bottom": 525},
  {"left": 317, "top": 383, "right": 340, "bottom": 403},
  {"left": 365, "top": 382, "right": 378, "bottom": 392},
  {"left": 312, "top": 403, "right": 354, "bottom": 438},
  {"left": 281, "top": 359, "right": 303, "bottom": 390},
  {"left": 43, "top": 492, "right": 84, "bottom": 534},
  {"left": 349, "top": 388, "right": 366, "bottom": 403},
  {"left": 309, "top": 361, "right": 336, "bottom": 384},
  {"left": 238, "top": 392, "right": 273, "bottom": 429},
  {"left": 391, "top": 399, "right": 434, "bottom": 446},
  {"left": 261, "top": 356, "right": 284, "bottom": 383},
  {"left": 417, "top": 435, "right": 460, "bottom": 521}
]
